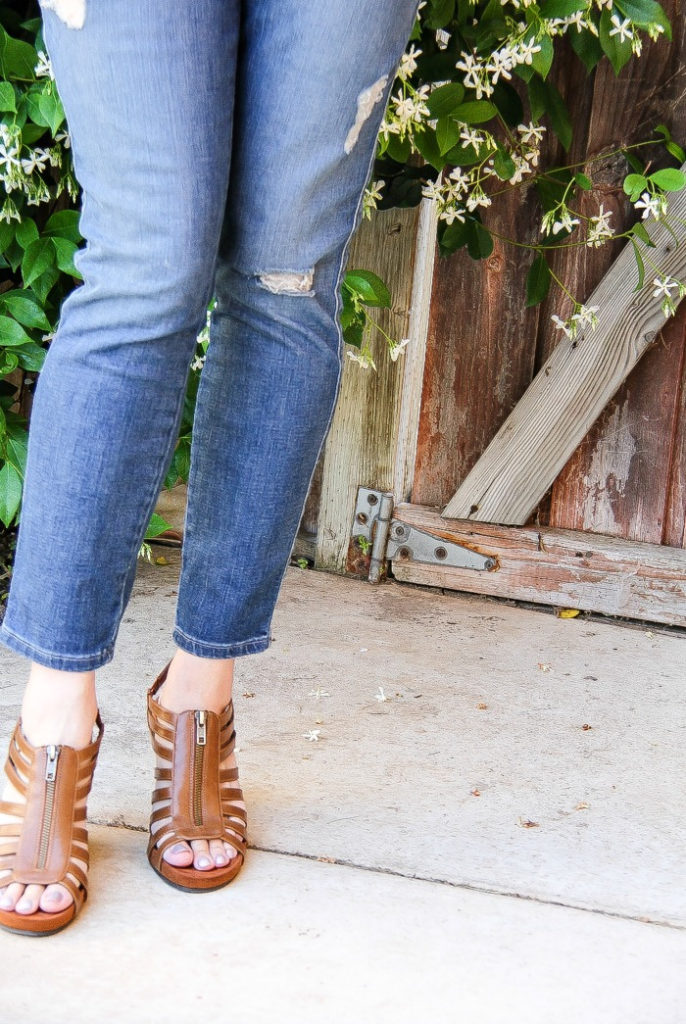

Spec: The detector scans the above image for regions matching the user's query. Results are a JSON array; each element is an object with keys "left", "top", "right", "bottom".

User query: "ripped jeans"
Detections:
[{"left": 0, "top": 0, "right": 419, "bottom": 671}]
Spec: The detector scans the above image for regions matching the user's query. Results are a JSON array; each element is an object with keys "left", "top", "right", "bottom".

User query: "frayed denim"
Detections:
[{"left": 0, "top": 0, "right": 419, "bottom": 670}]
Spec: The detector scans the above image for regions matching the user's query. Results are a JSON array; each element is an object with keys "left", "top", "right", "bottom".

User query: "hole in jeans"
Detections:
[
  {"left": 344, "top": 75, "right": 388, "bottom": 154},
  {"left": 39, "top": 0, "right": 86, "bottom": 29},
  {"left": 257, "top": 270, "right": 315, "bottom": 297}
]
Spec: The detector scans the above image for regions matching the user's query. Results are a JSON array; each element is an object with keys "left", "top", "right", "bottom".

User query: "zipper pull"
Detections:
[
  {"left": 45, "top": 745, "right": 59, "bottom": 782},
  {"left": 195, "top": 710, "right": 207, "bottom": 746}
]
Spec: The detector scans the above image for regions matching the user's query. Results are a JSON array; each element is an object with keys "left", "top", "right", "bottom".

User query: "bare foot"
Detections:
[
  {"left": 0, "top": 665, "right": 97, "bottom": 918},
  {"left": 151, "top": 650, "right": 245, "bottom": 871}
]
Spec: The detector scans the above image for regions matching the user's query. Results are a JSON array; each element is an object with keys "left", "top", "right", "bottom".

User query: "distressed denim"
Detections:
[{"left": 0, "top": 0, "right": 420, "bottom": 670}]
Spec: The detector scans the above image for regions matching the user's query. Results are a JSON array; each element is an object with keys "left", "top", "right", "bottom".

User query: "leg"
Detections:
[
  {"left": 158, "top": 0, "right": 420, "bottom": 872},
  {"left": 0, "top": 0, "right": 240, "bottom": 922}
]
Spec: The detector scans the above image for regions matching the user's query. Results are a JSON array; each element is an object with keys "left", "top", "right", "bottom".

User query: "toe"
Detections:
[
  {"left": 190, "top": 839, "right": 213, "bottom": 870},
  {"left": 39, "top": 884, "right": 74, "bottom": 914},
  {"left": 224, "top": 840, "right": 239, "bottom": 862},
  {"left": 209, "top": 839, "right": 228, "bottom": 866},
  {"left": 162, "top": 841, "right": 194, "bottom": 868},
  {"left": 15, "top": 883, "right": 43, "bottom": 916},
  {"left": 0, "top": 882, "right": 25, "bottom": 912}
]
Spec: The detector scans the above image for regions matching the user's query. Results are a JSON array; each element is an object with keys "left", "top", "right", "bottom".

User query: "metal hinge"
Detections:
[{"left": 351, "top": 486, "right": 496, "bottom": 583}]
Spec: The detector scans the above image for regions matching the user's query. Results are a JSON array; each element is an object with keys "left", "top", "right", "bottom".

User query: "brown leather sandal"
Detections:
[
  {"left": 0, "top": 714, "right": 103, "bottom": 937},
  {"left": 146, "top": 662, "right": 247, "bottom": 892}
]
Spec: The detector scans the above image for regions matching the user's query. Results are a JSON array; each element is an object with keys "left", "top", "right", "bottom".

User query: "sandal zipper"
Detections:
[
  {"left": 193, "top": 711, "right": 206, "bottom": 827},
  {"left": 37, "top": 745, "right": 60, "bottom": 870}
]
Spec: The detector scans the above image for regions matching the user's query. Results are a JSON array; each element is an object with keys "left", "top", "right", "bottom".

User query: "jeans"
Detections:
[{"left": 0, "top": 0, "right": 419, "bottom": 671}]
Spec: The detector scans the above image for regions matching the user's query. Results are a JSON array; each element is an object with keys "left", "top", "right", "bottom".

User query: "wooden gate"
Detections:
[{"left": 296, "top": 8, "right": 686, "bottom": 628}]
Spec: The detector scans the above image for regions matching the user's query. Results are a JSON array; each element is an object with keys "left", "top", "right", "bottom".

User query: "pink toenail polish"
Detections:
[{"left": 198, "top": 856, "right": 211, "bottom": 868}]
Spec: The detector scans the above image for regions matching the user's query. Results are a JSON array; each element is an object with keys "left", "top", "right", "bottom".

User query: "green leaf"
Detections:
[
  {"left": 438, "top": 217, "right": 471, "bottom": 254},
  {"left": 15, "top": 341, "right": 46, "bottom": 372},
  {"left": 527, "top": 75, "right": 547, "bottom": 122},
  {"left": 425, "top": 0, "right": 456, "bottom": 29},
  {"left": 0, "top": 26, "right": 37, "bottom": 82},
  {"left": 21, "top": 236, "right": 55, "bottom": 286},
  {"left": 0, "top": 460, "right": 22, "bottom": 526},
  {"left": 648, "top": 167, "right": 685, "bottom": 191},
  {"left": 574, "top": 173, "right": 593, "bottom": 190},
  {"left": 3, "top": 423, "right": 28, "bottom": 478},
  {"left": 599, "top": 8, "right": 633, "bottom": 75},
  {"left": 384, "top": 133, "right": 412, "bottom": 164},
  {"left": 344, "top": 269, "right": 391, "bottom": 308},
  {"left": 14, "top": 217, "right": 39, "bottom": 250},
  {"left": 0, "top": 315, "right": 33, "bottom": 348},
  {"left": 568, "top": 22, "right": 604, "bottom": 71},
  {"left": 466, "top": 218, "right": 493, "bottom": 260},
  {"left": 0, "top": 80, "right": 16, "bottom": 112},
  {"left": 426, "top": 82, "right": 465, "bottom": 119},
  {"left": 443, "top": 141, "right": 485, "bottom": 167},
  {"left": 451, "top": 100, "right": 498, "bottom": 124},
  {"left": 44, "top": 209, "right": 83, "bottom": 244},
  {"left": 543, "top": 79, "right": 573, "bottom": 150},
  {"left": 491, "top": 79, "right": 524, "bottom": 127},
  {"left": 37, "top": 90, "right": 64, "bottom": 135},
  {"left": 530, "top": 33, "right": 554, "bottom": 79},
  {"left": 30, "top": 266, "right": 60, "bottom": 305},
  {"left": 52, "top": 237, "right": 82, "bottom": 278},
  {"left": 0, "top": 290, "right": 51, "bottom": 330},
  {"left": 630, "top": 239, "right": 645, "bottom": 291},
  {"left": 413, "top": 126, "right": 446, "bottom": 172},
  {"left": 614, "top": 0, "right": 669, "bottom": 27},
  {"left": 666, "top": 140, "right": 686, "bottom": 163},
  {"left": 623, "top": 172, "right": 648, "bottom": 199},
  {"left": 493, "top": 146, "right": 516, "bottom": 180},
  {"left": 526, "top": 252, "right": 551, "bottom": 305},
  {"left": 540, "top": 0, "right": 587, "bottom": 15},
  {"left": 436, "top": 117, "right": 461, "bottom": 154},
  {"left": 630, "top": 221, "right": 656, "bottom": 247},
  {"left": 144, "top": 512, "right": 173, "bottom": 540},
  {"left": 0, "top": 350, "right": 19, "bottom": 378},
  {"left": 0, "top": 220, "right": 15, "bottom": 255}
]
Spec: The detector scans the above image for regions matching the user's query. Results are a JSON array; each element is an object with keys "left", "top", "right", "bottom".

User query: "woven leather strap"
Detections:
[
  {"left": 147, "top": 666, "right": 247, "bottom": 865},
  {"left": 0, "top": 715, "right": 103, "bottom": 907}
]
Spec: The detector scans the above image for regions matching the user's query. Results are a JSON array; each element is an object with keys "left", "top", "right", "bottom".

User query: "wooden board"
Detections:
[
  {"left": 390, "top": 504, "right": 686, "bottom": 627},
  {"left": 314, "top": 206, "right": 423, "bottom": 571},
  {"left": 546, "top": 7, "right": 686, "bottom": 543},
  {"left": 441, "top": 183, "right": 686, "bottom": 524}
]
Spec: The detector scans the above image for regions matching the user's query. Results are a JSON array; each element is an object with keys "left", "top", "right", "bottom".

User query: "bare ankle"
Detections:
[
  {"left": 20, "top": 663, "right": 97, "bottom": 748},
  {"left": 160, "top": 649, "right": 234, "bottom": 714}
]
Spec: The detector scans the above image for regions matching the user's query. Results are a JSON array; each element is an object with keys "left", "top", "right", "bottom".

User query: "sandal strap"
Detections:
[
  {"left": 147, "top": 661, "right": 247, "bottom": 856},
  {"left": 1, "top": 715, "right": 103, "bottom": 892}
]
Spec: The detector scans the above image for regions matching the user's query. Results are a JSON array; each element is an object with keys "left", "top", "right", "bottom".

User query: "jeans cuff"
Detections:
[
  {"left": 0, "top": 622, "right": 115, "bottom": 671},
  {"left": 172, "top": 625, "right": 271, "bottom": 660}
]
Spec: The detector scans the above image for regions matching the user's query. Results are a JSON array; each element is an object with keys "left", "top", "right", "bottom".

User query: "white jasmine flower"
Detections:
[
  {"left": 389, "top": 337, "right": 410, "bottom": 362},
  {"left": 34, "top": 50, "right": 54, "bottom": 79},
  {"left": 302, "top": 729, "right": 321, "bottom": 741},
  {"left": 308, "top": 688, "right": 330, "bottom": 699},
  {"left": 374, "top": 687, "right": 388, "bottom": 702},
  {"left": 551, "top": 313, "right": 573, "bottom": 338},
  {"left": 399, "top": 44, "right": 422, "bottom": 81},
  {"left": 347, "top": 347, "right": 377, "bottom": 371},
  {"left": 21, "top": 149, "right": 50, "bottom": 175},
  {"left": 608, "top": 14, "right": 633, "bottom": 41},
  {"left": 652, "top": 276, "right": 679, "bottom": 299},
  {"left": 634, "top": 191, "right": 662, "bottom": 219},
  {"left": 518, "top": 122, "right": 545, "bottom": 145}
]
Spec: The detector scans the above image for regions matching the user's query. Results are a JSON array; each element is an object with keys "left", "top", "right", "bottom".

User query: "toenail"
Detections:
[
  {"left": 172, "top": 843, "right": 187, "bottom": 855},
  {"left": 17, "top": 899, "right": 31, "bottom": 912},
  {"left": 46, "top": 891, "right": 62, "bottom": 902},
  {"left": 215, "top": 856, "right": 226, "bottom": 865},
  {"left": 0, "top": 896, "right": 12, "bottom": 909},
  {"left": 197, "top": 856, "right": 211, "bottom": 868}
]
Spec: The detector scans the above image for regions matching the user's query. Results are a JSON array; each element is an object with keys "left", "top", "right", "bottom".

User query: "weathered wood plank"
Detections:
[
  {"left": 411, "top": 40, "right": 596, "bottom": 509},
  {"left": 442, "top": 172, "right": 686, "bottom": 524},
  {"left": 548, "top": 312, "right": 686, "bottom": 543},
  {"left": 546, "top": 6, "right": 686, "bottom": 541},
  {"left": 391, "top": 504, "right": 686, "bottom": 627},
  {"left": 314, "top": 206, "right": 421, "bottom": 572},
  {"left": 663, "top": 328, "right": 686, "bottom": 548}
]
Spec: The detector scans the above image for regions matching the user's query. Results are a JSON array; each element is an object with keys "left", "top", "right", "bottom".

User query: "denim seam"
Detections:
[
  {"left": 0, "top": 622, "right": 114, "bottom": 665},
  {"left": 172, "top": 625, "right": 270, "bottom": 656}
]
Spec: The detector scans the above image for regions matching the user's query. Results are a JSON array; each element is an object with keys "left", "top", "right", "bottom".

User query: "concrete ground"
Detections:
[{"left": 1, "top": 539, "right": 685, "bottom": 1022}]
